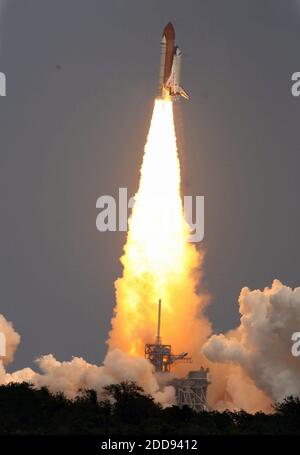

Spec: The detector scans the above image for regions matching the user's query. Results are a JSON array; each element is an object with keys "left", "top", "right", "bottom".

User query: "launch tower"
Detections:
[
  {"left": 144, "top": 299, "right": 192, "bottom": 372},
  {"left": 144, "top": 299, "right": 210, "bottom": 412}
]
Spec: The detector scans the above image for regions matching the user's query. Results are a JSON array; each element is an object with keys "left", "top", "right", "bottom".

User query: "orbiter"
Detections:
[{"left": 158, "top": 22, "right": 189, "bottom": 101}]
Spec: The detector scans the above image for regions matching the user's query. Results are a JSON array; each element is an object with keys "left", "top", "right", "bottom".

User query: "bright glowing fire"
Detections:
[{"left": 108, "top": 99, "right": 211, "bottom": 372}]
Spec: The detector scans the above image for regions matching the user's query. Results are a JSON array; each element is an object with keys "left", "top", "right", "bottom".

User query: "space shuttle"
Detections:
[{"left": 158, "top": 22, "right": 189, "bottom": 101}]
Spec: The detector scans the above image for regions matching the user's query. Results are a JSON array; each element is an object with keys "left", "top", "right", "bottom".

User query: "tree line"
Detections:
[{"left": 0, "top": 381, "right": 299, "bottom": 434}]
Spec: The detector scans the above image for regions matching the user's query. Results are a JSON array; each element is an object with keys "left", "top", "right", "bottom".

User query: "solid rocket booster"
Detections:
[{"left": 158, "top": 22, "right": 189, "bottom": 100}]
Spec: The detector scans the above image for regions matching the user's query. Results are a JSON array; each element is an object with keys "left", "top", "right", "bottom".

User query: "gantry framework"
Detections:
[
  {"left": 145, "top": 299, "right": 192, "bottom": 373},
  {"left": 144, "top": 299, "right": 210, "bottom": 412}
]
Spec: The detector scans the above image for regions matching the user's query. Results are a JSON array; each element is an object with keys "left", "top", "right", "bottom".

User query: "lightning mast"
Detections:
[
  {"left": 156, "top": 298, "right": 162, "bottom": 344},
  {"left": 144, "top": 299, "right": 211, "bottom": 412},
  {"left": 145, "top": 299, "right": 192, "bottom": 373}
]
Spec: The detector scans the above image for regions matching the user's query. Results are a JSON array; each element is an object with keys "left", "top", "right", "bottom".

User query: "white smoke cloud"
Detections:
[
  {"left": 0, "top": 314, "right": 20, "bottom": 364},
  {"left": 31, "top": 349, "right": 175, "bottom": 405},
  {"left": 0, "top": 310, "right": 174, "bottom": 406},
  {"left": 0, "top": 325, "right": 175, "bottom": 407},
  {"left": 203, "top": 280, "right": 300, "bottom": 410},
  {"left": 0, "top": 313, "right": 35, "bottom": 386}
]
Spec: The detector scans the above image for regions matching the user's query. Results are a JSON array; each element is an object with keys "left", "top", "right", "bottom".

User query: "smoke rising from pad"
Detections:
[
  {"left": 0, "top": 314, "right": 20, "bottom": 364},
  {"left": 0, "top": 332, "right": 175, "bottom": 406},
  {"left": 203, "top": 280, "right": 300, "bottom": 411},
  {"left": 30, "top": 349, "right": 175, "bottom": 405},
  {"left": 0, "top": 315, "right": 174, "bottom": 405}
]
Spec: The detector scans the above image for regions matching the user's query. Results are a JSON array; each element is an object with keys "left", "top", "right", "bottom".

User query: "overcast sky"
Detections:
[{"left": 0, "top": 0, "right": 299, "bottom": 370}]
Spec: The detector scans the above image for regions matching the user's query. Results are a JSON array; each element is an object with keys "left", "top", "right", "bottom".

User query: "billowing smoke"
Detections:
[
  {"left": 0, "top": 314, "right": 34, "bottom": 385},
  {"left": 31, "top": 349, "right": 175, "bottom": 405},
  {"left": 0, "top": 314, "right": 20, "bottom": 364},
  {"left": 203, "top": 280, "right": 300, "bottom": 412},
  {"left": 0, "top": 328, "right": 175, "bottom": 406}
]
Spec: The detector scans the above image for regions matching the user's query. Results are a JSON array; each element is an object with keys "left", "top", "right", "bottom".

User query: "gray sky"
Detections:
[{"left": 0, "top": 0, "right": 299, "bottom": 370}]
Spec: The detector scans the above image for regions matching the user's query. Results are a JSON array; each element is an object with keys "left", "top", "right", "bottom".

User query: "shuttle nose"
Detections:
[{"left": 163, "top": 22, "right": 175, "bottom": 40}]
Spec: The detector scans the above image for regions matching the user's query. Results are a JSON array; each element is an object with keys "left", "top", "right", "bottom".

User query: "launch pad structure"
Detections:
[
  {"left": 145, "top": 299, "right": 210, "bottom": 412},
  {"left": 145, "top": 299, "right": 192, "bottom": 373},
  {"left": 173, "top": 368, "right": 211, "bottom": 412}
]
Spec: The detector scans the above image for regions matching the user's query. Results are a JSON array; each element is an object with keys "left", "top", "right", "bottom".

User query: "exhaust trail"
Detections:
[{"left": 108, "top": 99, "right": 211, "bottom": 374}]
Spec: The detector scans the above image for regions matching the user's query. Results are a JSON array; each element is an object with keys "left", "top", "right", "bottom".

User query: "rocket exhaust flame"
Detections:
[{"left": 107, "top": 99, "right": 211, "bottom": 372}]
